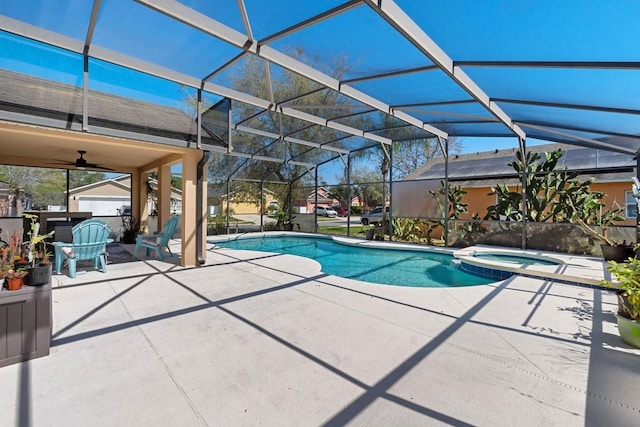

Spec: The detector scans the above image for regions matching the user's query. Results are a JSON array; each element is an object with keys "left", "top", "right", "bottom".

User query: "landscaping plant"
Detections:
[{"left": 602, "top": 253, "right": 640, "bottom": 321}]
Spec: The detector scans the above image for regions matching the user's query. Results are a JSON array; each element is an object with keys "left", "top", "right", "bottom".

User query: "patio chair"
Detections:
[
  {"left": 53, "top": 219, "right": 112, "bottom": 278},
  {"left": 134, "top": 215, "right": 179, "bottom": 261}
]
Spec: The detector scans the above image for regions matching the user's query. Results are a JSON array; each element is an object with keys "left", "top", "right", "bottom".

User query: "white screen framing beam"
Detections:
[
  {"left": 137, "top": 0, "right": 447, "bottom": 140},
  {"left": 1, "top": 14, "right": 383, "bottom": 156},
  {"left": 234, "top": 125, "right": 349, "bottom": 155},
  {"left": 366, "top": 0, "right": 526, "bottom": 141},
  {"left": 516, "top": 123, "right": 638, "bottom": 155}
]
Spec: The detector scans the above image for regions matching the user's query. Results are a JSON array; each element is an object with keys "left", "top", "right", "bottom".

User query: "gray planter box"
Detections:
[{"left": 0, "top": 283, "right": 52, "bottom": 368}]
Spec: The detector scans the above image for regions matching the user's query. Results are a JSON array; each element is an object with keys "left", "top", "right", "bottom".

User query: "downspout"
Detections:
[
  {"left": 518, "top": 137, "right": 528, "bottom": 250},
  {"left": 66, "top": 169, "right": 70, "bottom": 212},
  {"left": 196, "top": 150, "right": 210, "bottom": 265}
]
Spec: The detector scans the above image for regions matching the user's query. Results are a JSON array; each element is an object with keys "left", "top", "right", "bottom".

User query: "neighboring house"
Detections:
[
  {"left": 68, "top": 175, "right": 182, "bottom": 216},
  {"left": 403, "top": 143, "right": 637, "bottom": 225},
  {"left": 305, "top": 186, "right": 341, "bottom": 212},
  {"left": 68, "top": 175, "right": 132, "bottom": 215},
  {"left": 211, "top": 187, "right": 279, "bottom": 215},
  {"left": 350, "top": 195, "right": 363, "bottom": 209}
]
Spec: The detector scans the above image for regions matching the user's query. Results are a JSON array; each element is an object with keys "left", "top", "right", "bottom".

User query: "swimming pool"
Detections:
[{"left": 212, "top": 235, "right": 494, "bottom": 288}]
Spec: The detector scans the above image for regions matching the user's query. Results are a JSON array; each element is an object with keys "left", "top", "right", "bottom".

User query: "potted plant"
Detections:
[
  {"left": 276, "top": 209, "right": 295, "bottom": 231},
  {"left": 23, "top": 213, "right": 55, "bottom": 286},
  {"left": 119, "top": 209, "right": 141, "bottom": 244},
  {"left": 0, "top": 228, "right": 27, "bottom": 290},
  {"left": 566, "top": 191, "right": 631, "bottom": 261},
  {"left": 602, "top": 252, "right": 640, "bottom": 348},
  {"left": 0, "top": 267, "right": 29, "bottom": 291},
  {"left": 363, "top": 226, "right": 375, "bottom": 240}
]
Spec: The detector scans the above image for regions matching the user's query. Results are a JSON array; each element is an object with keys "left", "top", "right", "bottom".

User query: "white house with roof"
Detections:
[{"left": 68, "top": 175, "right": 182, "bottom": 216}]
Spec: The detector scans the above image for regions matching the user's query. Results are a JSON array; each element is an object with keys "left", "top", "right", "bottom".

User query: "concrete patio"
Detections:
[{"left": 1, "top": 241, "right": 639, "bottom": 426}]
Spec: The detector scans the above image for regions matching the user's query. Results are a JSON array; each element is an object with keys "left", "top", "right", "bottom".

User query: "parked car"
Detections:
[
  {"left": 314, "top": 206, "right": 338, "bottom": 217},
  {"left": 360, "top": 206, "right": 388, "bottom": 225},
  {"left": 334, "top": 206, "right": 348, "bottom": 217}
]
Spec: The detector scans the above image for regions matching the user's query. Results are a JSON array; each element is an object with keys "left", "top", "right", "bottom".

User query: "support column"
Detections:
[
  {"left": 157, "top": 164, "right": 172, "bottom": 231},
  {"left": 518, "top": 137, "right": 528, "bottom": 250},
  {"left": 387, "top": 146, "right": 393, "bottom": 240},
  {"left": 636, "top": 157, "right": 640, "bottom": 246},
  {"left": 443, "top": 137, "right": 449, "bottom": 246},
  {"left": 314, "top": 167, "right": 319, "bottom": 233},
  {"left": 131, "top": 171, "right": 143, "bottom": 223},
  {"left": 260, "top": 180, "right": 264, "bottom": 231},
  {"left": 346, "top": 154, "right": 351, "bottom": 237},
  {"left": 181, "top": 150, "right": 201, "bottom": 266}
]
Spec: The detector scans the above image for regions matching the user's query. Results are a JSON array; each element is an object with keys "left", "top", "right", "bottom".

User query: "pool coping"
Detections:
[{"left": 208, "top": 233, "right": 610, "bottom": 288}]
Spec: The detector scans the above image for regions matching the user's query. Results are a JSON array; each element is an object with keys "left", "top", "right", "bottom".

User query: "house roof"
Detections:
[
  {"left": 68, "top": 174, "right": 182, "bottom": 199},
  {"left": 67, "top": 175, "right": 131, "bottom": 195},
  {"left": 406, "top": 143, "right": 636, "bottom": 183},
  {"left": 0, "top": 69, "right": 218, "bottom": 148}
]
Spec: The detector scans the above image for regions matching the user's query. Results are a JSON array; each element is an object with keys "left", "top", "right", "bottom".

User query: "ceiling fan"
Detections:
[{"left": 52, "top": 150, "right": 114, "bottom": 171}]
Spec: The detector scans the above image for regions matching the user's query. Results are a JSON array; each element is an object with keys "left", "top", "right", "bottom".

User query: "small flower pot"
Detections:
[{"left": 6, "top": 277, "right": 24, "bottom": 291}]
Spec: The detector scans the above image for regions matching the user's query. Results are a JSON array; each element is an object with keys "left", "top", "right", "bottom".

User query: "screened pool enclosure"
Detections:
[{"left": 1, "top": 1, "right": 640, "bottom": 263}]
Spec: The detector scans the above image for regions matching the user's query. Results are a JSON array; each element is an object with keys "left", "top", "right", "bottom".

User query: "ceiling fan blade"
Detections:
[
  {"left": 48, "top": 160, "right": 76, "bottom": 166},
  {"left": 85, "top": 163, "right": 115, "bottom": 172}
]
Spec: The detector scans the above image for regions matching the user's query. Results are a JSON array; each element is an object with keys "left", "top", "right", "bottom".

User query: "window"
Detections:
[{"left": 625, "top": 191, "right": 638, "bottom": 219}]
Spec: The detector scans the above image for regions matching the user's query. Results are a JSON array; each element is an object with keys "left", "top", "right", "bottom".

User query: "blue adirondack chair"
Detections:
[
  {"left": 134, "top": 215, "right": 179, "bottom": 260},
  {"left": 53, "top": 219, "right": 112, "bottom": 278}
]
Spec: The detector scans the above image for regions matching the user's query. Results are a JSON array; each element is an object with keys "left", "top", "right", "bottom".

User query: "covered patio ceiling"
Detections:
[
  {"left": 1, "top": 0, "right": 639, "bottom": 176},
  {"left": 0, "top": 121, "right": 188, "bottom": 172}
]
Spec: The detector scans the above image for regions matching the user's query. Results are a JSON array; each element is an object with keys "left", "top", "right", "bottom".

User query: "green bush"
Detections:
[{"left": 350, "top": 205, "right": 362, "bottom": 215}]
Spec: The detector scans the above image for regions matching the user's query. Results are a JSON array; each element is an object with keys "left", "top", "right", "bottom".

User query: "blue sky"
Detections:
[{"left": 1, "top": 1, "right": 637, "bottom": 180}]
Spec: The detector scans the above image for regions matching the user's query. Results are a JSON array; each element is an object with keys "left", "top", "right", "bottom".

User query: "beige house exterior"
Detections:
[{"left": 221, "top": 189, "right": 279, "bottom": 215}]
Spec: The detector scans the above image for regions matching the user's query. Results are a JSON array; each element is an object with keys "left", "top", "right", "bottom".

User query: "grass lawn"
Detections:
[{"left": 317, "top": 225, "right": 371, "bottom": 236}]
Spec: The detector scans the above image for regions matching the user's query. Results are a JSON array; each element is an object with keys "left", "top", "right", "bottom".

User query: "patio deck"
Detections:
[{"left": 0, "top": 241, "right": 639, "bottom": 426}]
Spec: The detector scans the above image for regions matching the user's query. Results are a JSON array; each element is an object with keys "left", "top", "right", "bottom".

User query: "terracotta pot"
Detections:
[{"left": 6, "top": 277, "right": 24, "bottom": 291}]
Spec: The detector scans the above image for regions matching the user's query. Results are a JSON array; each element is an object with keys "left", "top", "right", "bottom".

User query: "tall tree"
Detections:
[
  {"left": 392, "top": 134, "right": 462, "bottom": 179},
  {"left": 206, "top": 48, "right": 357, "bottom": 211}
]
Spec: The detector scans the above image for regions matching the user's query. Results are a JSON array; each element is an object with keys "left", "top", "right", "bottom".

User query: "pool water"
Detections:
[{"left": 214, "top": 236, "right": 494, "bottom": 288}]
